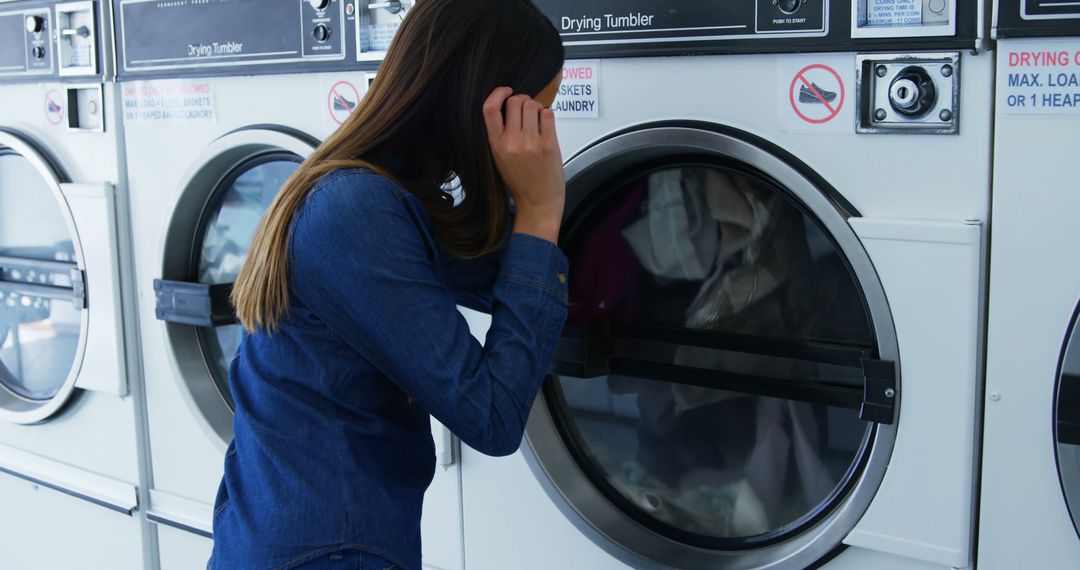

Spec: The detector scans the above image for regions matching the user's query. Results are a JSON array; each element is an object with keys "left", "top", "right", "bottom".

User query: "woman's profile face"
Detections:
[{"left": 535, "top": 72, "right": 563, "bottom": 108}]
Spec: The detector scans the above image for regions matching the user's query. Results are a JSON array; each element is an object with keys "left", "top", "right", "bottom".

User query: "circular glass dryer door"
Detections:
[
  {"left": 524, "top": 125, "right": 900, "bottom": 570},
  {"left": 155, "top": 128, "right": 316, "bottom": 443},
  {"left": 1055, "top": 304, "right": 1080, "bottom": 537},
  {"left": 0, "top": 132, "right": 88, "bottom": 424}
]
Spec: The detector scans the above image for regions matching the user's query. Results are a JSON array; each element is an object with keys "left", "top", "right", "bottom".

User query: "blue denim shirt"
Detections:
[{"left": 209, "top": 169, "right": 569, "bottom": 570}]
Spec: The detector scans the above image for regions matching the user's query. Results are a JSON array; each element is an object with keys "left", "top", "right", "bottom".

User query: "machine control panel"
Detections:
[
  {"left": 1022, "top": 0, "right": 1080, "bottom": 19},
  {"left": 0, "top": 4, "right": 54, "bottom": 79},
  {"left": 997, "top": 0, "right": 1080, "bottom": 38},
  {"left": 536, "top": 0, "right": 828, "bottom": 46},
  {"left": 117, "top": 0, "right": 347, "bottom": 75},
  {"left": 535, "top": 0, "right": 982, "bottom": 57}
]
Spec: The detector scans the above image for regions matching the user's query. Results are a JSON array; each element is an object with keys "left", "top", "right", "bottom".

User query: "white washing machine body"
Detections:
[
  {"left": 0, "top": 1, "right": 147, "bottom": 568},
  {"left": 979, "top": 2, "right": 1080, "bottom": 568},
  {"left": 113, "top": 2, "right": 465, "bottom": 569},
  {"left": 457, "top": 2, "right": 992, "bottom": 569}
]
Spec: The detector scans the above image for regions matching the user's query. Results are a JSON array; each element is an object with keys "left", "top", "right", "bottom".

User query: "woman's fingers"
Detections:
[
  {"left": 504, "top": 94, "right": 530, "bottom": 133},
  {"left": 482, "top": 87, "right": 513, "bottom": 139},
  {"left": 539, "top": 108, "right": 557, "bottom": 145},
  {"left": 522, "top": 99, "right": 541, "bottom": 140}
]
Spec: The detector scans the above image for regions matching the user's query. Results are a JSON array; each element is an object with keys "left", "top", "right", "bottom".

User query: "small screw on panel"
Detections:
[
  {"left": 939, "top": 109, "right": 953, "bottom": 122},
  {"left": 874, "top": 108, "right": 888, "bottom": 121},
  {"left": 941, "top": 64, "right": 954, "bottom": 77},
  {"left": 876, "top": 65, "right": 889, "bottom": 78},
  {"left": 885, "top": 388, "right": 896, "bottom": 399}
]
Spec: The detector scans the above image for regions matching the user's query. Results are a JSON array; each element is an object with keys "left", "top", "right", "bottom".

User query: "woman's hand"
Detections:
[{"left": 483, "top": 87, "right": 565, "bottom": 244}]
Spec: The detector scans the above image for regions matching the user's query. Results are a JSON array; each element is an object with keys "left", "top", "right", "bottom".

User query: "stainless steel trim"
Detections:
[
  {"left": 0, "top": 465, "right": 136, "bottom": 515},
  {"left": 522, "top": 126, "right": 900, "bottom": 570},
  {"left": 0, "top": 131, "right": 89, "bottom": 424},
  {"left": 146, "top": 513, "right": 214, "bottom": 539},
  {"left": 158, "top": 128, "right": 318, "bottom": 447}
]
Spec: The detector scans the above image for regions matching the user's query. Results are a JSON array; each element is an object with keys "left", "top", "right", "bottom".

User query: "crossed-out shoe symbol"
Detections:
[
  {"left": 798, "top": 82, "right": 838, "bottom": 104},
  {"left": 333, "top": 95, "right": 356, "bottom": 112}
]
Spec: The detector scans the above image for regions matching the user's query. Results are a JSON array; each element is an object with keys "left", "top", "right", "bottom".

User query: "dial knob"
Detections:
[
  {"left": 309, "top": 0, "right": 331, "bottom": 9},
  {"left": 313, "top": 24, "right": 332, "bottom": 43},
  {"left": 31, "top": 46, "right": 46, "bottom": 60},
  {"left": 25, "top": 15, "right": 44, "bottom": 34}
]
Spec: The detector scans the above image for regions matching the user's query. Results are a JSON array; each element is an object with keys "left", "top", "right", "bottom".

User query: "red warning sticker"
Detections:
[
  {"left": 789, "top": 64, "right": 845, "bottom": 125},
  {"left": 45, "top": 89, "right": 64, "bottom": 126},
  {"left": 327, "top": 80, "right": 360, "bottom": 126}
]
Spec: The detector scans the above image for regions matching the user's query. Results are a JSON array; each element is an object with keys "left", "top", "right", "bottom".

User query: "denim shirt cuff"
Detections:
[{"left": 498, "top": 233, "right": 569, "bottom": 304}]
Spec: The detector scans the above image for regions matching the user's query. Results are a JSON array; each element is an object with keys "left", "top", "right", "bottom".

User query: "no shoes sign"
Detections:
[{"left": 779, "top": 55, "right": 855, "bottom": 133}]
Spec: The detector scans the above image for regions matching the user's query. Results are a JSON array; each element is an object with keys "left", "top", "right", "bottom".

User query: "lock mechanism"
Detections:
[{"left": 856, "top": 53, "right": 960, "bottom": 135}]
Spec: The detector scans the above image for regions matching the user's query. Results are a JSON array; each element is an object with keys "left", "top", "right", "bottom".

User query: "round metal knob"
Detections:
[
  {"left": 313, "top": 24, "right": 332, "bottom": 43},
  {"left": 309, "top": 0, "right": 331, "bottom": 10},
  {"left": 25, "top": 15, "right": 44, "bottom": 34}
]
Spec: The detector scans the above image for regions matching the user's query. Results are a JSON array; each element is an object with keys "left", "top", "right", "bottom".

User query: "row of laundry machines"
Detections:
[{"left": 0, "top": 1, "right": 1076, "bottom": 569}]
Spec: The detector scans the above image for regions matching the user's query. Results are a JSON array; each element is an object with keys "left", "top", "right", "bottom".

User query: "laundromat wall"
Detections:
[{"left": 0, "top": 1, "right": 1078, "bottom": 569}]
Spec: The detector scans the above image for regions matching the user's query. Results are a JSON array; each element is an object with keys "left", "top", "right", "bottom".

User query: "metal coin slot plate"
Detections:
[
  {"left": 55, "top": 1, "right": 97, "bottom": 77},
  {"left": 856, "top": 52, "right": 960, "bottom": 135}
]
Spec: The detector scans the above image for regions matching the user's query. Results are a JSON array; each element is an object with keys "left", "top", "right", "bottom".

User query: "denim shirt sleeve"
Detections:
[
  {"left": 442, "top": 250, "right": 500, "bottom": 314},
  {"left": 289, "top": 171, "right": 569, "bottom": 456}
]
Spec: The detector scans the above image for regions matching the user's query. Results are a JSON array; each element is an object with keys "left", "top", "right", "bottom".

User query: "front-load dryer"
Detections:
[
  {"left": 979, "top": 2, "right": 1080, "bottom": 568},
  {"left": 113, "top": 2, "right": 462, "bottom": 569},
  {"left": 0, "top": 1, "right": 147, "bottom": 567},
  {"left": 457, "top": 2, "right": 993, "bottom": 569}
]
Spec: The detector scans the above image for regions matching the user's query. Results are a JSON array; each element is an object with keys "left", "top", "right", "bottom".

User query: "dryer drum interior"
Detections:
[
  {"left": 524, "top": 125, "right": 899, "bottom": 570},
  {"left": 0, "top": 137, "right": 87, "bottom": 419},
  {"left": 1055, "top": 302, "right": 1080, "bottom": 537},
  {"left": 190, "top": 153, "right": 301, "bottom": 409}
]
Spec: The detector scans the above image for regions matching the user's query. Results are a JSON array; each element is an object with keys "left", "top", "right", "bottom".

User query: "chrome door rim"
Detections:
[
  {"left": 522, "top": 125, "right": 900, "bottom": 570},
  {"left": 0, "top": 130, "right": 89, "bottom": 424},
  {"left": 158, "top": 127, "right": 317, "bottom": 448}
]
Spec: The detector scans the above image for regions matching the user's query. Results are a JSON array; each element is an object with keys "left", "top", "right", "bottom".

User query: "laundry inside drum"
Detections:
[{"left": 552, "top": 163, "right": 876, "bottom": 543}]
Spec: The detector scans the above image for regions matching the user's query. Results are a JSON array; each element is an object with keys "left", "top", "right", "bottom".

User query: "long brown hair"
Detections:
[{"left": 232, "top": 0, "right": 564, "bottom": 333}]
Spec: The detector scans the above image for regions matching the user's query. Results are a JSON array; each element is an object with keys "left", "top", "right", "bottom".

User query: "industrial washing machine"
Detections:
[
  {"left": 457, "top": 1, "right": 993, "bottom": 569},
  {"left": 979, "top": 1, "right": 1080, "bottom": 568},
  {"left": 113, "top": 1, "right": 464, "bottom": 569},
  {"left": 0, "top": 0, "right": 149, "bottom": 567}
]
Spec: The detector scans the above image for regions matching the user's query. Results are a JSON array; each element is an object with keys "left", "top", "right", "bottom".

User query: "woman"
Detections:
[{"left": 209, "top": 1, "right": 568, "bottom": 568}]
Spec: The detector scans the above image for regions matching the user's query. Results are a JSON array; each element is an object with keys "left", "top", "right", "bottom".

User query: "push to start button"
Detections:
[{"left": 777, "top": 0, "right": 803, "bottom": 14}]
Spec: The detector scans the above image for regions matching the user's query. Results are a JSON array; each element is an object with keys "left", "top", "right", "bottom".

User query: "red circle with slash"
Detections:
[
  {"left": 45, "top": 90, "right": 64, "bottom": 125},
  {"left": 327, "top": 81, "right": 361, "bottom": 126},
  {"left": 789, "top": 64, "right": 845, "bottom": 125}
]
